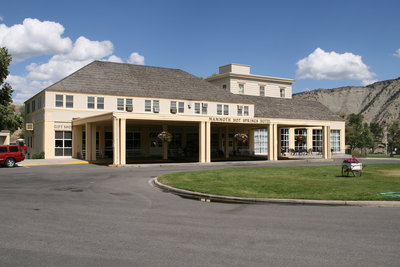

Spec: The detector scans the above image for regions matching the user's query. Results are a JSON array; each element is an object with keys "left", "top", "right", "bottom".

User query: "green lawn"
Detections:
[{"left": 158, "top": 164, "right": 400, "bottom": 201}]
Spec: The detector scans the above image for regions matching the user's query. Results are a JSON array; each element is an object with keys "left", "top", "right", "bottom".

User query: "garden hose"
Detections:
[{"left": 377, "top": 192, "right": 400, "bottom": 197}]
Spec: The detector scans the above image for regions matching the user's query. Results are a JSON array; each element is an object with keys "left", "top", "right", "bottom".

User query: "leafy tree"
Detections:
[
  {"left": 345, "top": 113, "right": 364, "bottom": 151},
  {"left": 0, "top": 47, "right": 23, "bottom": 133},
  {"left": 369, "top": 122, "right": 383, "bottom": 153},
  {"left": 387, "top": 120, "right": 400, "bottom": 153},
  {"left": 360, "top": 122, "right": 374, "bottom": 154}
]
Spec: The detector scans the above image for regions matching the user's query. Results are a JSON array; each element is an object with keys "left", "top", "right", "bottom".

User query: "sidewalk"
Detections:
[{"left": 20, "top": 158, "right": 89, "bottom": 166}]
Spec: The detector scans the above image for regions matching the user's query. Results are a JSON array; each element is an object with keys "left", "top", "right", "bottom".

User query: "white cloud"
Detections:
[
  {"left": 128, "top": 52, "right": 145, "bottom": 65},
  {"left": 107, "top": 55, "right": 124, "bottom": 63},
  {"left": 393, "top": 48, "right": 400, "bottom": 57},
  {"left": 296, "top": 48, "right": 376, "bottom": 85},
  {"left": 4, "top": 18, "right": 145, "bottom": 104},
  {"left": 6, "top": 74, "right": 53, "bottom": 104},
  {"left": 26, "top": 36, "right": 114, "bottom": 81},
  {"left": 0, "top": 18, "right": 72, "bottom": 62}
]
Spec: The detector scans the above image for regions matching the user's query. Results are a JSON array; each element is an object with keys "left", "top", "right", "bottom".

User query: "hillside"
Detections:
[{"left": 293, "top": 78, "right": 400, "bottom": 124}]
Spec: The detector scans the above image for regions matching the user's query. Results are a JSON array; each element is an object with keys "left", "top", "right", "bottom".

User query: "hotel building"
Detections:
[{"left": 24, "top": 61, "right": 345, "bottom": 165}]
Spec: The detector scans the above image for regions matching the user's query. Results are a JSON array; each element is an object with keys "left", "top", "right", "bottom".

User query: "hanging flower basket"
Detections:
[
  {"left": 234, "top": 133, "right": 248, "bottom": 143},
  {"left": 295, "top": 135, "right": 306, "bottom": 145},
  {"left": 158, "top": 131, "right": 173, "bottom": 143}
]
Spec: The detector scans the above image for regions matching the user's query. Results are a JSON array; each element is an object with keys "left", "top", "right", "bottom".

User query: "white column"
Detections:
[
  {"left": 199, "top": 121, "right": 206, "bottom": 163},
  {"left": 113, "top": 117, "right": 120, "bottom": 165},
  {"left": 307, "top": 127, "right": 313, "bottom": 152},
  {"left": 120, "top": 118, "right": 126, "bottom": 165},
  {"left": 289, "top": 128, "right": 295, "bottom": 151},
  {"left": 85, "top": 123, "right": 91, "bottom": 161},
  {"left": 273, "top": 124, "right": 278, "bottom": 160},
  {"left": 268, "top": 124, "right": 274, "bottom": 161},
  {"left": 322, "top": 126, "right": 331, "bottom": 159},
  {"left": 248, "top": 129, "right": 254, "bottom": 156},
  {"left": 205, "top": 121, "right": 211, "bottom": 163}
]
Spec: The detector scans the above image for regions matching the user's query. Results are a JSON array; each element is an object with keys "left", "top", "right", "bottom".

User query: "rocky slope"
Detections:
[{"left": 293, "top": 78, "right": 400, "bottom": 124}]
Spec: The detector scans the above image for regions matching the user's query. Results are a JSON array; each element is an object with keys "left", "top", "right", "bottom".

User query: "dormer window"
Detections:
[
  {"left": 280, "top": 88, "right": 285, "bottom": 98},
  {"left": 260, "top": 85, "right": 265, "bottom": 96},
  {"left": 238, "top": 84, "right": 244, "bottom": 94}
]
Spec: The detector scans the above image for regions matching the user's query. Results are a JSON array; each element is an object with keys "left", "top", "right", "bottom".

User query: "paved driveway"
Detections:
[{"left": 0, "top": 159, "right": 399, "bottom": 266}]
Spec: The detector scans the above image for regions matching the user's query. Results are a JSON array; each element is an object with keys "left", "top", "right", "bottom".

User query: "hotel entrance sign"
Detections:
[{"left": 208, "top": 117, "right": 269, "bottom": 124}]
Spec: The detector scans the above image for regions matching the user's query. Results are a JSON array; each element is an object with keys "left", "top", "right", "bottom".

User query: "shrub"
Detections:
[{"left": 31, "top": 152, "right": 45, "bottom": 159}]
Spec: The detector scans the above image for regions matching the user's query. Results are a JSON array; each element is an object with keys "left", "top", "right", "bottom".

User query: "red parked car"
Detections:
[{"left": 0, "top": 145, "right": 25, "bottom": 167}]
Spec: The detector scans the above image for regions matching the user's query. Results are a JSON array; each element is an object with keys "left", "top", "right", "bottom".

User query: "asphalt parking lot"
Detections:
[{"left": 1, "top": 159, "right": 399, "bottom": 266}]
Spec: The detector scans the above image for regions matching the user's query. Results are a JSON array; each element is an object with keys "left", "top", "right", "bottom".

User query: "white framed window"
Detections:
[
  {"left": 153, "top": 100, "right": 160, "bottom": 113},
  {"left": 126, "top": 99, "right": 133, "bottom": 110},
  {"left": 238, "top": 84, "right": 244, "bottom": 94},
  {"left": 170, "top": 101, "right": 177, "bottom": 113},
  {"left": 56, "top": 94, "right": 64, "bottom": 107},
  {"left": 281, "top": 128, "right": 289, "bottom": 153},
  {"left": 280, "top": 88, "right": 285, "bottom": 98},
  {"left": 201, "top": 103, "right": 208, "bottom": 114},
  {"left": 224, "top": 105, "right": 229, "bottom": 115},
  {"left": 243, "top": 106, "right": 249, "bottom": 116},
  {"left": 117, "top": 98, "right": 124, "bottom": 110},
  {"left": 97, "top": 97, "right": 104, "bottom": 109},
  {"left": 330, "top": 130, "right": 340, "bottom": 152},
  {"left": 66, "top": 95, "right": 73, "bottom": 108},
  {"left": 37, "top": 96, "right": 42, "bottom": 109},
  {"left": 295, "top": 129, "right": 307, "bottom": 151},
  {"left": 178, "top": 102, "right": 184, "bottom": 113},
  {"left": 195, "top": 103, "right": 200, "bottom": 114},
  {"left": 87, "top": 96, "right": 95, "bottom": 109},
  {"left": 312, "top": 129, "right": 323, "bottom": 153},
  {"left": 260, "top": 86, "right": 265, "bottom": 96},
  {"left": 237, "top": 105, "right": 243, "bottom": 116},
  {"left": 254, "top": 129, "right": 268, "bottom": 155},
  {"left": 55, "top": 131, "right": 72, "bottom": 156},
  {"left": 145, "top": 100, "right": 152, "bottom": 112},
  {"left": 217, "top": 104, "right": 222, "bottom": 115},
  {"left": 25, "top": 103, "right": 30, "bottom": 114}
]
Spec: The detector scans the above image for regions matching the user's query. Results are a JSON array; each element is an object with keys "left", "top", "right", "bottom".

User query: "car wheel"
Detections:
[{"left": 5, "top": 158, "right": 15, "bottom": 168}]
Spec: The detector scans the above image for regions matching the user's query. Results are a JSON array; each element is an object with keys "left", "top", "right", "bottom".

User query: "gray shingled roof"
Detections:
[
  {"left": 241, "top": 95, "right": 344, "bottom": 121},
  {"left": 45, "top": 61, "right": 343, "bottom": 121},
  {"left": 46, "top": 61, "right": 249, "bottom": 104}
]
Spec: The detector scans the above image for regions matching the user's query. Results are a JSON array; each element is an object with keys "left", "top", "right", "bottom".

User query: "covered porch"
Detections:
[{"left": 71, "top": 113, "right": 333, "bottom": 166}]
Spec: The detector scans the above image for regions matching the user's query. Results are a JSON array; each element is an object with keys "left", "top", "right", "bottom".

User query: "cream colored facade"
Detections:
[
  {"left": 207, "top": 64, "right": 293, "bottom": 98},
  {"left": 24, "top": 62, "right": 345, "bottom": 165}
]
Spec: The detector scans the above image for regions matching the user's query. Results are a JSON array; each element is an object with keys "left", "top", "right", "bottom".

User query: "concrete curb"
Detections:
[
  {"left": 21, "top": 161, "right": 89, "bottom": 167},
  {"left": 153, "top": 178, "right": 400, "bottom": 207}
]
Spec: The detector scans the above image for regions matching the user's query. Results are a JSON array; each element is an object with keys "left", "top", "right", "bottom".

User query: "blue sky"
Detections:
[{"left": 1, "top": 0, "right": 400, "bottom": 103}]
